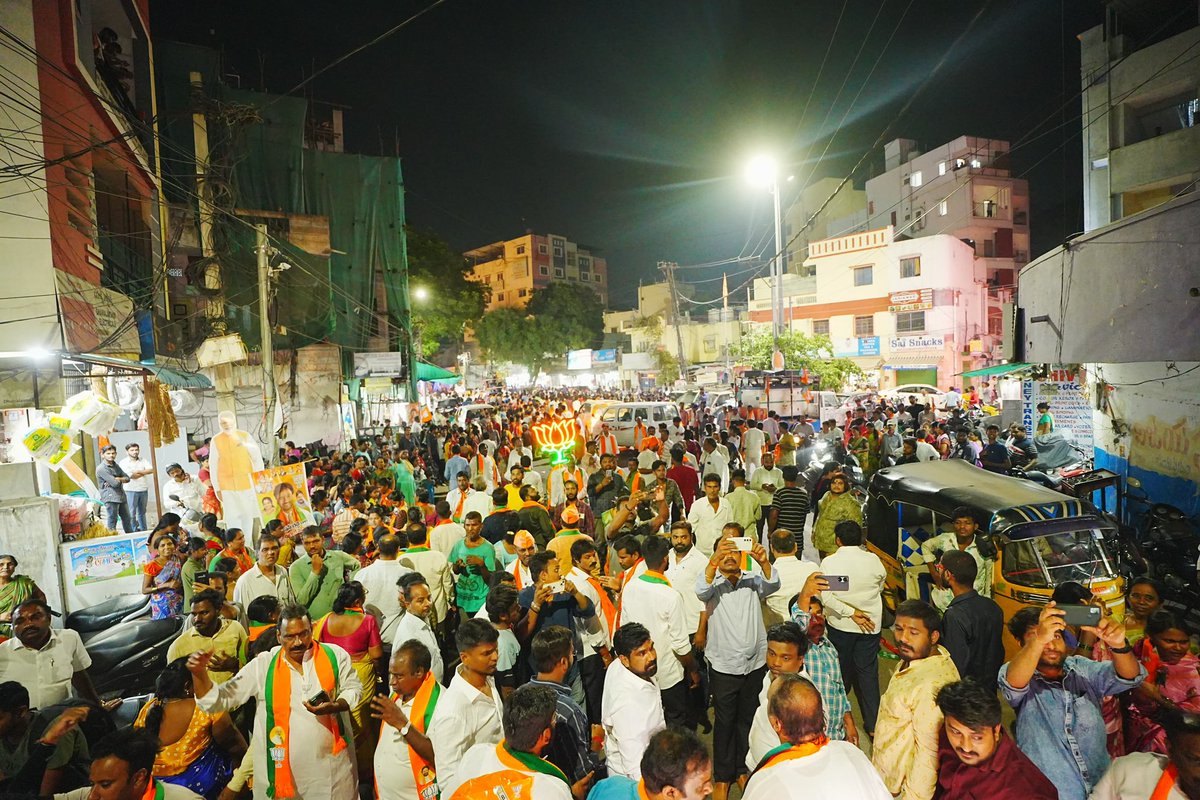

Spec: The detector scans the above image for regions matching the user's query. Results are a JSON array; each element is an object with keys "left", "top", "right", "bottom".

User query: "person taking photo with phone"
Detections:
[{"left": 516, "top": 553, "right": 595, "bottom": 696}]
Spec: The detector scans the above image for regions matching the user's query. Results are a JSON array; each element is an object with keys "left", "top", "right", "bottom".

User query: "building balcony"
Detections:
[{"left": 98, "top": 229, "right": 154, "bottom": 305}]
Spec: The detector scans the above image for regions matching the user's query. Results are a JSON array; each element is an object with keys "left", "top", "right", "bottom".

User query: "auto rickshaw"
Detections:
[{"left": 864, "top": 461, "right": 1126, "bottom": 658}]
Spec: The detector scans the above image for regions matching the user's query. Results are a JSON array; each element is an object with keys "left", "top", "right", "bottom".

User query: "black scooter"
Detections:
[{"left": 65, "top": 594, "right": 183, "bottom": 698}]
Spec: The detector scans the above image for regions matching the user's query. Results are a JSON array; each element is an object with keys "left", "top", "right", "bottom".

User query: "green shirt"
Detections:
[
  {"left": 449, "top": 540, "right": 497, "bottom": 613},
  {"left": 181, "top": 557, "right": 205, "bottom": 609},
  {"left": 289, "top": 550, "right": 361, "bottom": 618},
  {"left": 725, "top": 485, "right": 763, "bottom": 531},
  {"left": 0, "top": 709, "right": 89, "bottom": 780}
]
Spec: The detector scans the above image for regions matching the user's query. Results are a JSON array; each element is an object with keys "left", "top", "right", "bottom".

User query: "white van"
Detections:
[
  {"left": 594, "top": 402, "right": 678, "bottom": 448},
  {"left": 455, "top": 403, "right": 496, "bottom": 428}
]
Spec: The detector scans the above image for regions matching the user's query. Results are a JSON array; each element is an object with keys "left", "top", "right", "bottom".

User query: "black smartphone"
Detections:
[
  {"left": 1059, "top": 604, "right": 1101, "bottom": 628},
  {"left": 194, "top": 571, "right": 210, "bottom": 586},
  {"left": 825, "top": 575, "right": 850, "bottom": 592},
  {"left": 307, "top": 690, "right": 331, "bottom": 706}
]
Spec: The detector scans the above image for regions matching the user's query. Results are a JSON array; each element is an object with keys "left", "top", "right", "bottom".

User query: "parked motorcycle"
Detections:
[{"left": 66, "top": 594, "right": 182, "bottom": 698}]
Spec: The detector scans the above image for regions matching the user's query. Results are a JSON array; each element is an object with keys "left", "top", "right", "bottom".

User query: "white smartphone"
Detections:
[
  {"left": 546, "top": 580, "right": 567, "bottom": 594},
  {"left": 730, "top": 537, "right": 753, "bottom": 552}
]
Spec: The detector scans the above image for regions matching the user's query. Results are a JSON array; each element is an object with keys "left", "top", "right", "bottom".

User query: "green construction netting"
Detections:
[{"left": 154, "top": 43, "right": 411, "bottom": 353}]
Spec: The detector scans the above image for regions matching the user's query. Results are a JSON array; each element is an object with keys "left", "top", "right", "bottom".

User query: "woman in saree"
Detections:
[
  {"left": 134, "top": 657, "right": 246, "bottom": 800},
  {"left": 197, "top": 456, "right": 220, "bottom": 517},
  {"left": 142, "top": 533, "right": 183, "bottom": 619},
  {"left": 313, "top": 580, "right": 383, "bottom": 780},
  {"left": 811, "top": 472, "right": 864, "bottom": 558},
  {"left": 0, "top": 555, "right": 44, "bottom": 639},
  {"left": 1124, "top": 610, "right": 1200, "bottom": 754},
  {"left": 1123, "top": 576, "right": 1166, "bottom": 645}
]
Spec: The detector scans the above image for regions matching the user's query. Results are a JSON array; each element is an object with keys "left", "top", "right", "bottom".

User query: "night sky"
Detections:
[{"left": 153, "top": 0, "right": 1106, "bottom": 309}]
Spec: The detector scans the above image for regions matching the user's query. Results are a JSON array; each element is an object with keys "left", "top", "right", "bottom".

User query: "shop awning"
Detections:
[
  {"left": 62, "top": 353, "right": 213, "bottom": 389},
  {"left": 415, "top": 361, "right": 459, "bottom": 382},
  {"left": 958, "top": 362, "right": 1033, "bottom": 379}
]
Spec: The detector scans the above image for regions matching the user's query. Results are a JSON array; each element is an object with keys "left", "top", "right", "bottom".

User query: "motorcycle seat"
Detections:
[
  {"left": 86, "top": 618, "right": 182, "bottom": 675},
  {"left": 66, "top": 594, "right": 150, "bottom": 633}
]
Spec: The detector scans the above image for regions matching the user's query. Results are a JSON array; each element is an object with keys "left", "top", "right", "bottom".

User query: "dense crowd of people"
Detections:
[{"left": 0, "top": 386, "right": 1196, "bottom": 800}]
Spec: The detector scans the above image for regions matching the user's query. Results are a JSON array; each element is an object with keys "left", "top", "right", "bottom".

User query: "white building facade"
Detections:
[{"left": 750, "top": 226, "right": 1003, "bottom": 390}]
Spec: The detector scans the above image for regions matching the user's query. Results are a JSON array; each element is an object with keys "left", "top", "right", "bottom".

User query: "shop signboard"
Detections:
[
  {"left": 888, "top": 288, "right": 933, "bottom": 312},
  {"left": 353, "top": 351, "right": 405, "bottom": 377},
  {"left": 592, "top": 348, "right": 617, "bottom": 365},
  {"left": 567, "top": 349, "right": 593, "bottom": 370},
  {"left": 889, "top": 334, "right": 945, "bottom": 350},
  {"left": 834, "top": 337, "right": 881, "bottom": 357},
  {"left": 1021, "top": 373, "right": 1094, "bottom": 455}
]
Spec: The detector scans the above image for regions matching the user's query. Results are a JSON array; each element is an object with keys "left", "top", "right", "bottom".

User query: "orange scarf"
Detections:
[
  {"left": 614, "top": 558, "right": 644, "bottom": 629},
  {"left": 586, "top": 575, "right": 618, "bottom": 640},
  {"left": 264, "top": 644, "right": 347, "bottom": 798},
  {"left": 751, "top": 737, "right": 829, "bottom": 776},
  {"left": 379, "top": 675, "right": 441, "bottom": 800},
  {"left": 1151, "top": 764, "right": 1179, "bottom": 800},
  {"left": 453, "top": 489, "right": 469, "bottom": 521},
  {"left": 597, "top": 434, "right": 617, "bottom": 455}
]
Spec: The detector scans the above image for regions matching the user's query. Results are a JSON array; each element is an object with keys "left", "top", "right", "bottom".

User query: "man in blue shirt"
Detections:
[
  {"left": 998, "top": 602, "right": 1144, "bottom": 800},
  {"left": 588, "top": 728, "right": 712, "bottom": 800},
  {"left": 694, "top": 523, "right": 779, "bottom": 800}
]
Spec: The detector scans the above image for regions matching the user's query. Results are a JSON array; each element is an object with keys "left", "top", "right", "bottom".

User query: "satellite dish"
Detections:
[{"left": 169, "top": 390, "right": 202, "bottom": 417}]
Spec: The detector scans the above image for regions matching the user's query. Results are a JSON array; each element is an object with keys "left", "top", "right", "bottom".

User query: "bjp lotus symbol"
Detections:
[{"left": 532, "top": 419, "right": 577, "bottom": 466}]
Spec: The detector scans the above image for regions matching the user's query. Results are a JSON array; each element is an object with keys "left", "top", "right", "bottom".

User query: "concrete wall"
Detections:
[
  {"left": 1087, "top": 361, "right": 1200, "bottom": 518},
  {"left": 1018, "top": 192, "right": 1200, "bottom": 363}
]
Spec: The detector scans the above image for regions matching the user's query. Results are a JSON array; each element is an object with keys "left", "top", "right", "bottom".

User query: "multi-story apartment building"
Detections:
[
  {"left": 1079, "top": 12, "right": 1200, "bottom": 231},
  {"left": 865, "top": 136, "right": 1030, "bottom": 291},
  {"left": 0, "top": 0, "right": 160, "bottom": 401},
  {"left": 750, "top": 226, "right": 1003, "bottom": 389},
  {"left": 466, "top": 234, "right": 608, "bottom": 312}
]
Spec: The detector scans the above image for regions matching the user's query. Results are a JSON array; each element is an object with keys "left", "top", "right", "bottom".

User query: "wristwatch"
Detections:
[
  {"left": 399, "top": 720, "right": 413, "bottom": 736},
  {"left": 1109, "top": 640, "right": 1133, "bottom": 654}
]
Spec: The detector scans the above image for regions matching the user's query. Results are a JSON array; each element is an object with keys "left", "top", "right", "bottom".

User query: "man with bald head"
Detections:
[{"left": 742, "top": 674, "right": 891, "bottom": 799}]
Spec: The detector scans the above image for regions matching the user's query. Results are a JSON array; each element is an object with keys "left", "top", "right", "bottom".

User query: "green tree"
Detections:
[
  {"left": 472, "top": 309, "right": 556, "bottom": 378},
  {"left": 732, "top": 329, "right": 864, "bottom": 391},
  {"left": 405, "top": 226, "right": 486, "bottom": 358},
  {"left": 652, "top": 347, "right": 680, "bottom": 384},
  {"left": 526, "top": 282, "right": 605, "bottom": 350}
]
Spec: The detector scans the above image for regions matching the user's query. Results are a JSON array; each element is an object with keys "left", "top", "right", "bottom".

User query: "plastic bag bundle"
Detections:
[{"left": 61, "top": 390, "right": 120, "bottom": 436}]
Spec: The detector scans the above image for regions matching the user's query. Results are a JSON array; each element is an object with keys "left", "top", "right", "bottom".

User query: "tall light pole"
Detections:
[{"left": 745, "top": 155, "right": 786, "bottom": 366}]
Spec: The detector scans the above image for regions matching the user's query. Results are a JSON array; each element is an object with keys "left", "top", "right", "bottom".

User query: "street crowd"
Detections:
[{"left": 0, "top": 386, "right": 1197, "bottom": 800}]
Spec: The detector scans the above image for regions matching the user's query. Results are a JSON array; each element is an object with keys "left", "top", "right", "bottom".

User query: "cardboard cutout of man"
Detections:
[{"left": 208, "top": 411, "right": 264, "bottom": 537}]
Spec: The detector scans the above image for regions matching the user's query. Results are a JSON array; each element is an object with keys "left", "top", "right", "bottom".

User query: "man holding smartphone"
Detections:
[
  {"left": 695, "top": 526, "right": 779, "bottom": 800},
  {"left": 516, "top": 552, "right": 596, "bottom": 697}
]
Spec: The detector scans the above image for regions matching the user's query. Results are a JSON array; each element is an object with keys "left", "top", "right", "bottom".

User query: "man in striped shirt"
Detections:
[{"left": 767, "top": 466, "right": 810, "bottom": 553}]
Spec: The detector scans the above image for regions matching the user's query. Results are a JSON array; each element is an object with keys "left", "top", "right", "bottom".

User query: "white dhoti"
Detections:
[{"left": 221, "top": 488, "right": 261, "bottom": 540}]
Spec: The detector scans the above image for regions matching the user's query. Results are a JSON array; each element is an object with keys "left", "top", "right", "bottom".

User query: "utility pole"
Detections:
[
  {"left": 659, "top": 261, "right": 689, "bottom": 383},
  {"left": 256, "top": 224, "right": 277, "bottom": 467}
]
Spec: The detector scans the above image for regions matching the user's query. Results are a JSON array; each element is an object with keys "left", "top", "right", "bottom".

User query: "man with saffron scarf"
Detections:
[
  {"left": 447, "top": 683, "right": 578, "bottom": 800},
  {"left": 741, "top": 674, "right": 891, "bottom": 799},
  {"left": 187, "top": 603, "right": 361, "bottom": 800},
  {"left": 371, "top": 639, "right": 441, "bottom": 800}
]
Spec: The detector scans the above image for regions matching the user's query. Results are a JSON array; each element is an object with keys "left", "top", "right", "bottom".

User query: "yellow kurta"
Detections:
[{"left": 871, "top": 645, "right": 960, "bottom": 800}]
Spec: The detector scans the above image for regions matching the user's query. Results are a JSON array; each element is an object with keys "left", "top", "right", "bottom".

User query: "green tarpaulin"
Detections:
[
  {"left": 416, "top": 361, "right": 458, "bottom": 382},
  {"left": 959, "top": 362, "right": 1033, "bottom": 379}
]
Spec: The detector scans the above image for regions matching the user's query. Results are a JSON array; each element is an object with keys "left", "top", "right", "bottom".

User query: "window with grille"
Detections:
[
  {"left": 900, "top": 257, "right": 921, "bottom": 278},
  {"left": 854, "top": 315, "right": 874, "bottom": 336},
  {"left": 853, "top": 266, "right": 873, "bottom": 286},
  {"left": 895, "top": 311, "right": 925, "bottom": 333},
  {"left": 813, "top": 319, "right": 830, "bottom": 335}
]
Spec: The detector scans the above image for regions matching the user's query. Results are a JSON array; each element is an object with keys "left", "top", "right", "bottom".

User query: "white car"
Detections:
[{"left": 880, "top": 384, "right": 945, "bottom": 406}]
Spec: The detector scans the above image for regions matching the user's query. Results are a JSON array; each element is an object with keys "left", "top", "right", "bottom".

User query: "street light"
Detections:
[
  {"left": 745, "top": 155, "right": 786, "bottom": 361},
  {"left": 412, "top": 286, "right": 429, "bottom": 302}
]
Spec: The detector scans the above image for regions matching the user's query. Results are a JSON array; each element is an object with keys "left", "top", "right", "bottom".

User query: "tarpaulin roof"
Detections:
[
  {"left": 959, "top": 362, "right": 1034, "bottom": 379},
  {"left": 416, "top": 361, "right": 458, "bottom": 382},
  {"left": 63, "top": 354, "right": 212, "bottom": 389}
]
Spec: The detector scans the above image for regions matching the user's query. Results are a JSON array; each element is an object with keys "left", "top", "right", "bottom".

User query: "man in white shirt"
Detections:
[
  {"left": 742, "top": 674, "right": 892, "bottom": 800},
  {"left": 915, "top": 437, "right": 941, "bottom": 462},
  {"left": 819, "top": 520, "right": 887, "bottom": 737},
  {"left": 445, "top": 472, "right": 475, "bottom": 525},
  {"left": 429, "top": 501, "right": 466, "bottom": 556},
  {"left": 448, "top": 683, "right": 574, "bottom": 800},
  {"left": 567, "top": 539, "right": 612, "bottom": 724},
  {"left": 0, "top": 600, "right": 102, "bottom": 709},
  {"left": 619, "top": 537, "right": 700, "bottom": 730},
  {"left": 398, "top": 524, "right": 453, "bottom": 627},
  {"left": 388, "top": 573, "right": 444, "bottom": 682},
  {"left": 370, "top": 639, "right": 440, "bottom": 800},
  {"left": 665, "top": 522, "right": 707, "bottom": 638},
  {"left": 118, "top": 443, "right": 154, "bottom": 531},
  {"left": 428, "top": 618, "right": 504, "bottom": 795},
  {"left": 233, "top": 534, "right": 295, "bottom": 609},
  {"left": 748, "top": 452, "right": 784, "bottom": 544},
  {"left": 700, "top": 438, "right": 729, "bottom": 493},
  {"left": 741, "top": 422, "right": 766, "bottom": 478},
  {"left": 602, "top": 622, "right": 666, "bottom": 781},
  {"left": 520, "top": 455, "right": 545, "bottom": 500},
  {"left": 162, "top": 463, "right": 204, "bottom": 521},
  {"left": 357, "top": 534, "right": 411, "bottom": 624},
  {"left": 506, "top": 531, "right": 538, "bottom": 593},
  {"left": 686, "top": 474, "right": 734, "bottom": 556},
  {"left": 189, "top": 606, "right": 361, "bottom": 800},
  {"left": 1089, "top": 711, "right": 1200, "bottom": 799},
  {"left": 464, "top": 475, "right": 494, "bottom": 520},
  {"left": 763, "top": 530, "right": 818, "bottom": 626},
  {"left": 469, "top": 443, "right": 501, "bottom": 493}
]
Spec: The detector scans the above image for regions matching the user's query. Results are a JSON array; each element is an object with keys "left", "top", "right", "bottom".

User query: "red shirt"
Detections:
[
  {"left": 666, "top": 464, "right": 700, "bottom": 511},
  {"left": 934, "top": 730, "right": 1057, "bottom": 800}
]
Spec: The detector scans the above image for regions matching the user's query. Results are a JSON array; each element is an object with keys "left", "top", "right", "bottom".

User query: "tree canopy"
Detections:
[
  {"left": 732, "top": 329, "right": 864, "bottom": 392},
  {"left": 473, "top": 281, "right": 605, "bottom": 377},
  {"left": 405, "top": 226, "right": 486, "bottom": 358}
]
